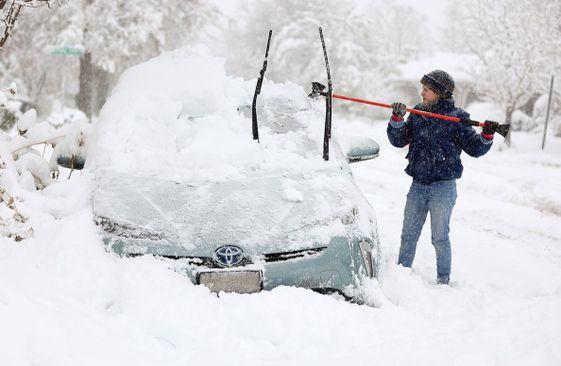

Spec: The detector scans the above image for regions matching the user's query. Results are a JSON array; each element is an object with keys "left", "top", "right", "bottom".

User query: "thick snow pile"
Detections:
[
  {"left": 2, "top": 118, "right": 561, "bottom": 365},
  {"left": 88, "top": 51, "right": 336, "bottom": 183},
  {"left": 2, "top": 50, "right": 561, "bottom": 365}
]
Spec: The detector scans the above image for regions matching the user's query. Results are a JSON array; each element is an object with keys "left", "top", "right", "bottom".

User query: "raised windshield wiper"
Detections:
[
  {"left": 307, "top": 28, "right": 333, "bottom": 160},
  {"left": 318, "top": 27, "right": 333, "bottom": 161},
  {"left": 252, "top": 29, "right": 272, "bottom": 143}
]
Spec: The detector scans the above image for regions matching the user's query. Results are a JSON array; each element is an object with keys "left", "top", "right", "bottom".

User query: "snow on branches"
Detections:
[
  {"left": 0, "top": 185, "right": 32, "bottom": 241},
  {"left": 1, "top": 82, "right": 90, "bottom": 242},
  {"left": 447, "top": 0, "right": 561, "bottom": 136},
  {"left": 0, "top": 0, "right": 65, "bottom": 50}
]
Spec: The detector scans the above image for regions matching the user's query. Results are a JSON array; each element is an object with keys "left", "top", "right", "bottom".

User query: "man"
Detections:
[{"left": 387, "top": 69, "right": 499, "bottom": 285}]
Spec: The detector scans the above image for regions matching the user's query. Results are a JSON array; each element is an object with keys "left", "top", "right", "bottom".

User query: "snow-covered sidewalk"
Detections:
[
  {"left": 1, "top": 118, "right": 560, "bottom": 366},
  {"left": 348, "top": 119, "right": 561, "bottom": 365}
]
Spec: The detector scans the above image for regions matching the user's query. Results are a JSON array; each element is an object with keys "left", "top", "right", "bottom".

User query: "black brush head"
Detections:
[
  {"left": 496, "top": 123, "right": 510, "bottom": 138},
  {"left": 308, "top": 82, "right": 327, "bottom": 99}
]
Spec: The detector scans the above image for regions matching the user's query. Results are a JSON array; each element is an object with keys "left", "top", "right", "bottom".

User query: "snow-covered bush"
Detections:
[
  {"left": 531, "top": 91, "right": 561, "bottom": 136},
  {"left": 46, "top": 101, "right": 89, "bottom": 128},
  {"left": 0, "top": 84, "right": 92, "bottom": 241},
  {"left": 510, "top": 110, "right": 536, "bottom": 132},
  {"left": 532, "top": 94, "right": 549, "bottom": 127},
  {"left": 5, "top": 112, "right": 91, "bottom": 188},
  {"left": 49, "top": 121, "right": 91, "bottom": 178},
  {"left": 0, "top": 185, "right": 33, "bottom": 242},
  {"left": 0, "top": 83, "right": 20, "bottom": 131}
]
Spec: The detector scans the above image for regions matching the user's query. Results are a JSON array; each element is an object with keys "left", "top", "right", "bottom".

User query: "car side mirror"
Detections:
[
  {"left": 57, "top": 155, "right": 86, "bottom": 170},
  {"left": 344, "top": 137, "right": 380, "bottom": 163}
]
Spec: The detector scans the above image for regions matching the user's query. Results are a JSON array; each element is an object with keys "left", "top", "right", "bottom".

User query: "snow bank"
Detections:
[
  {"left": 3, "top": 120, "right": 561, "bottom": 365},
  {"left": 4, "top": 46, "right": 560, "bottom": 366}
]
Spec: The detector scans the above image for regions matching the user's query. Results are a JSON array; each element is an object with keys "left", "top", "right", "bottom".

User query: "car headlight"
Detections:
[
  {"left": 95, "top": 216, "right": 165, "bottom": 241},
  {"left": 359, "top": 240, "right": 374, "bottom": 278}
]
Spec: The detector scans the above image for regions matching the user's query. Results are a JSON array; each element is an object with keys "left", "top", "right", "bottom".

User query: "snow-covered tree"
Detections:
[
  {"left": 0, "top": 0, "right": 67, "bottom": 125},
  {"left": 378, "top": 4, "right": 431, "bottom": 62},
  {"left": 2, "top": 0, "right": 221, "bottom": 117},
  {"left": 446, "top": 0, "right": 561, "bottom": 140},
  {"left": 225, "top": 0, "right": 431, "bottom": 113},
  {"left": 0, "top": 5, "right": 71, "bottom": 117},
  {"left": 65, "top": 0, "right": 220, "bottom": 117},
  {"left": 0, "top": 0, "right": 60, "bottom": 50}
]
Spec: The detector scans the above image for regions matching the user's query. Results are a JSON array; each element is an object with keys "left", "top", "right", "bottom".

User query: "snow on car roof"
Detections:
[{"left": 87, "top": 50, "right": 343, "bottom": 183}]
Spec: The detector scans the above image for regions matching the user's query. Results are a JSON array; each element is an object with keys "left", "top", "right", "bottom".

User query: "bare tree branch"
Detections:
[{"left": 0, "top": 0, "right": 61, "bottom": 50}]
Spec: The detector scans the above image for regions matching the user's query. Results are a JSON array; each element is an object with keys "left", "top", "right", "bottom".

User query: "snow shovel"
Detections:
[{"left": 308, "top": 82, "right": 510, "bottom": 138}]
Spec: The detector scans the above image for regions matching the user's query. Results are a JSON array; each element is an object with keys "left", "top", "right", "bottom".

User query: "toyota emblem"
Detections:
[{"left": 213, "top": 245, "right": 245, "bottom": 267}]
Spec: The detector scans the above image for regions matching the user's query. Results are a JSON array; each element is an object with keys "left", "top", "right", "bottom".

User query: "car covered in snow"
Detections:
[{"left": 86, "top": 51, "right": 381, "bottom": 300}]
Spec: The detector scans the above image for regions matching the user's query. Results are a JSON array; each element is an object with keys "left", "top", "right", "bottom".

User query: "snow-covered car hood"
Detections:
[{"left": 92, "top": 168, "right": 375, "bottom": 257}]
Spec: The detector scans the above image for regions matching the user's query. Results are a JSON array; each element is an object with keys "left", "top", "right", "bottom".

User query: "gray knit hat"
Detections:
[{"left": 421, "top": 70, "right": 454, "bottom": 99}]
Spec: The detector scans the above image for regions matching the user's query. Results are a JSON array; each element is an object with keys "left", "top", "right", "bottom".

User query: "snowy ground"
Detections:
[{"left": 1, "top": 117, "right": 561, "bottom": 365}]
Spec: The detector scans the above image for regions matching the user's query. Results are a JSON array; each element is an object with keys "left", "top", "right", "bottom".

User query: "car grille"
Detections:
[
  {"left": 124, "top": 247, "right": 327, "bottom": 267},
  {"left": 262, "top": 247, "right": 327, "bottom": 262},
  {"left": 125, "top": 253, "right": 251, "bottom": 269}
]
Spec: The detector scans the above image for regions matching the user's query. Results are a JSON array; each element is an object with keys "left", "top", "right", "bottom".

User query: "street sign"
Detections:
[
  {"left": 45, "top": 45, "right": 85, "bottom": 109},
  {"left": 48, "top": 45, "right": 85, "bottom": 56}
]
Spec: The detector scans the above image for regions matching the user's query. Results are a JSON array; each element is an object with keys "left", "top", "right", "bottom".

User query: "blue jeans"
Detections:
[{"left": 398, "top": 179, "right": 457, "bottom": 284}]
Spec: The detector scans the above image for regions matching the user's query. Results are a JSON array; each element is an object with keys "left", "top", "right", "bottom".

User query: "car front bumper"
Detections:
[
  {"left": 106, "top": 234, "right": 379, "bottom": 297},
  {"left": 178, "top": 236, "right": 378, "bottom": 296}
]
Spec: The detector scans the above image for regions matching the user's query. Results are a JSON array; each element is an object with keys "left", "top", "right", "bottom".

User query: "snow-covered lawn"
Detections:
[{"left": 1, "top": 119, "right": 560, "bottom": 365}]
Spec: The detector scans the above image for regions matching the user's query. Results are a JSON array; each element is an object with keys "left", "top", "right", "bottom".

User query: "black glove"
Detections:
[
  {"left": 391, "top": 102, "right": 406, "bottom": 118},
  {"left": 482, "top": 120, "right": 499, "bottom": 135}
]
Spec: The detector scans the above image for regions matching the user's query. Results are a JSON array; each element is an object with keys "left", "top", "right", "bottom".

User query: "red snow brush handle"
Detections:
[
  {"left": 308, "top": 82, "right": 510, "bottom": 138},
  {"left": 332, "top": 93, "right": 484, "bottom": 127}
]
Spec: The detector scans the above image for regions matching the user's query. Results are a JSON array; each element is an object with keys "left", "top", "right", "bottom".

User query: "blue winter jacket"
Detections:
[{"left": 386, "top": 99, "right": 492, "bottom": 184}]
